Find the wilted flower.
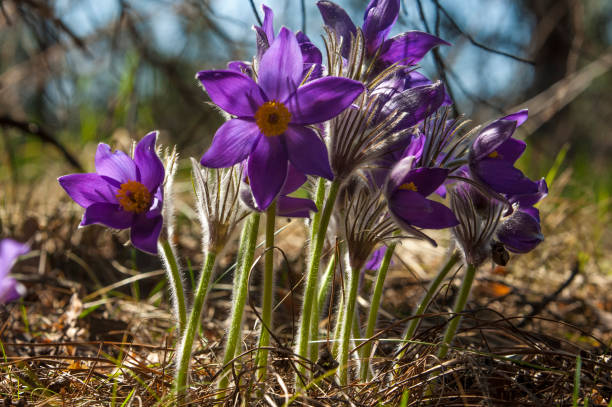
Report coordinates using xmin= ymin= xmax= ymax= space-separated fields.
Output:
xmin=58 ymin=132 xmax=164 ymax=254
xmin=469 ymin=110 xmax=539 ymax=196
xmin=0 ymin=239 xmax=29 ymax=304
xmin=198 ymin=27 xmax=364 ymax=210
xmin=384 ymin=156 xmax=458 ymax=245
xmin=240 ymin=164 xmax=317 ymax=218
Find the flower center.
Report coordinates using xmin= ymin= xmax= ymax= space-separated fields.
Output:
xmin=398 ymin=181 xmax=418 ymax=192
xmin=488 ymin=150 xmax=500 ymax=159
xmin=116 ymin=180 xmax=152 ymax=213
xmin=254 ymin=101 xmax=291 ymax=137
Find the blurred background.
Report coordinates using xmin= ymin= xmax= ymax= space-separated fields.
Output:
xmin=0 ymin=0 xmax=610 ymax=212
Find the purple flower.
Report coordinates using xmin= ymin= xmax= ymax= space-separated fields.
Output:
xmin=58 ymin=132 xmax=164 ymax=254
xmin=0 ymin=239 xmax=29 ymax=304
xmin=198 ymin=27 xmax=364 ymax=210
xmin=317 ymin=0 xmax=449 ymax=67
xmin=469 ymin=110 xmax=539 ymax=196
xmin=365 ymin=246 xmax=393 ymax=271
xmin=240 ymin=164 xmax=317 ymax=218
xmin=384 ymin=156 xmax=458 ymax=232
xmin=497 ymin=207 xmax=544 ymax=253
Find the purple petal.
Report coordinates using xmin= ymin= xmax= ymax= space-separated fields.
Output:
xmin=58 ymin=173 xmax=118 ymax=208
xmin=497 ymin=210 xmax=543 ymax=253
xmin=227 ymin=61 xmax=253 ymax=77
xmin=0 ymin=277 xmax=26 ymax=304
xmin=282 ymin=164 xmax=308 ymax=194
xmin=363 ymin=0 xmax=400 ymax=55
xmin=131 ymin=214 xmax=163 ymax=254
xmin=286 ymin=76 xmax=364 ymax=124
xmin=134 ymin=131 xmax=164 ymax=191
xmin=509 ymin=178 xmax=548 ymax=208
xmin=299 ymin=41 xmax=323 ymax=65
xmin=0 ymin=239 xmax=29 ymax=278
xmin=95 ymin=143 xmax=138 ymax=184
xmin=254 ymin=26 xmax=270 ymax=60
xmin=400 ymin=167 xmax=449 ymax=197
xmin=402 ymin=133 xmax=425 ymax=162
xmin=258 ymin=27 xmax=303 ymax=102
xmin=261 ymin=4 xmax=275 ymax=42
xmin=277 ymin=196 xmax=317 ymax=218
xmin=470 ymin=119 xmax=517 ymax=161
xmin=201 ymin=119 xmax=261 ymax=168
xmin=380 ymin=31 xmax=450 ymax=66
xmin=197 ymin=70 xmax=265 ymax=116
xmin=384 ymin=81 xmax=446 ymax=129
xmin=81 ymin=202 xmax=134 ymax=229
xmin=495 ymin=137 xmax=526 ymax=165
xmin=247 ymin=136 xmax=289 ymax=210
xmin=390 ymin=190 xmax=458 ymax=229
xmin=501 ymin=109 xmax=528 ymax=127
xmin=317 ymin=1 xmax=357 ymax=58
xmin=284 ymin=125 xmax=333 ymax=180
xmin=365 ymin=246 xmax=392 ymax=271
xmin=385 ymin=155 xmax=415 ymax=195
xmin=473 ymin=160 xmax=539 ymax=195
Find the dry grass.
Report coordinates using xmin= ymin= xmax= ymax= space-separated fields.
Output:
xmin=1 ymin=167 xmax=611 ymax=406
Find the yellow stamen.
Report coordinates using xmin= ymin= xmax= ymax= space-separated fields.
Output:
xmin=398 ymin=181 xmax=418 ymax=192
xmin=488 ymin=151 xmax=499 ymax=158
xmin=254 ymin=101 xmax=292 ymax=137
xmin=116 ymin=180 xmax=152 ymax=213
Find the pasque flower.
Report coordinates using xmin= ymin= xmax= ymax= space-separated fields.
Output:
xmin=384 ymin=156 xmax=458 ymax=237
xmin=0 ymin=239 xmax=29 ymax=304
xmin=198 ymin=27 xmax=364 ymax=210
xmin=317 ymin=0 xmax=449 ymax=69
xmin=58 ymin=132 xmax=164 ymax=254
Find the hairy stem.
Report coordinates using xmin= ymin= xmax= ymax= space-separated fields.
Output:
xmin=295 ymin=179 xmax=341 ymax=386
xmin=255 ymin=202 xmax=276 ymax=381
xmin=438 ymin=262 xmax=476 ymax=358
xmin=338 ymin=264 xmax=360 ymax=386
xmin=175 ymin=250 xmax=217 ymax=397
xmin=360 ymin=243 xmax=396 ymax=381
xmin=218 ymin=212 xmax=260 ymax=393
xmin=309 ymin=252 xmax=337 ymax=364
xmin=158 ymin=239 xmax=187 ymax=336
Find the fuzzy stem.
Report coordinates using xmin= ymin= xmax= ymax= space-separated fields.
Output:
xmin=158 ymin=239 xmax=187 ymax=336
xmin=255 ymin=202 xmax=276 ymax=381
xmin=218 ymin=213 xmax=260 ymax=393
xmin=338 ymin=265 xmax=360 ymax=386
xmin=174 ymin=251 xmax=217 ymax=397
xmin=310 ymin=178 xmax=326 ymax=243
xmin=397 ymin=252 xmax=460 ymax=362
xmin=437 ymin=262 xmax=477 ymax=358
xmin=295 ymin=179 xmax=341 ymax=386
xmin=309 ymin=253 xmax=337 ymax=364
xmin=331 ymin=287 xmax=344 ymax=357
xmin=360 ymin=243 xmax=396 ymax=381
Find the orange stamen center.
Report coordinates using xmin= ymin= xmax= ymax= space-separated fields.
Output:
xmin=398 ymin=181 xmax=418 ymax=192
xmin=488 ymin=151 xmax=499 ymax=158
xmin=116 ymin=180 xmax=151 ymax=213
xmin=254 ymin=101 xmax=291 ymax=137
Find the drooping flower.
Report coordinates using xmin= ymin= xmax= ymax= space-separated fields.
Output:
xmin=0 ymin=239 xmax=29 ymax=304
xmin=469 ymin=110 xmax=539 ymax=196
xmin=240 ymin=164 xmax=317 ymax=218
xmin=198 ymin=27 xmax=364 ymax=210
xmin=58 ymin=131 xmax=164 ymax=254
xmin=317 ymin=0 xmax=449 ymax=70
xmin=384 ymin=156 xmax=459 ymax=242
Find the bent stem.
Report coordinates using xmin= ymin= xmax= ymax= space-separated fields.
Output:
xmin=360 ymin=243 xmax=396 ymax=381
xmin=437 ymin=262 xmax=476 ymax=358
xmin=218 ymin=212 xmax=260 ymax=393
xmin=255 ymin=202 xmax=276 ymax=381
xmin=174 ymin=250 xmax=217 ymax=397
xmin=158 ymin=238 xmax=187 ymax=335
xmin=295 ymin=179 xmax=341 ymax=386
xmin=396 ymin=252 xmax=460 ymax=362
xmin=338 ymin=264 xmax=361 ymax=386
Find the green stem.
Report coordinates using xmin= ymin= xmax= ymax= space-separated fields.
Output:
xmin=174 ymin=251 xmax=217 ymax=397
xmin=338 ymin=265 xmax=360 ymax=386
xmin=158 ymin=239 xmax=187 ymax=335
xmin=397 ymin=252 xmax=460 ymax=361
xmin=360 ymin=243 xmax=396 ymax=381
xmin=218 ymin=213 xmax=260 ymax=393
xmin=295 ymin=179 xmax=341 ymax=386
xmin=255 ymin=202 xmax=276 ymax=381
xmin=331 ymin=286 xmax=344 ymax=357
xmin=309 ymin=252 xmax=337 ymax=364
xmin=310 ymin=177 xmax=326 ymax=243
xmin=437 ymin=262 xmax=476 ymax=358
